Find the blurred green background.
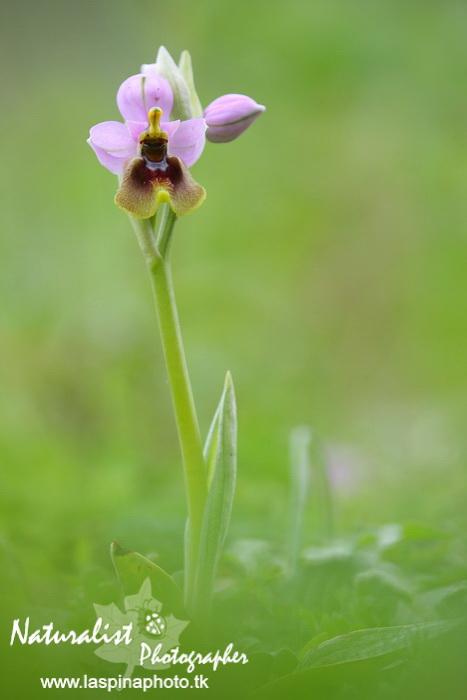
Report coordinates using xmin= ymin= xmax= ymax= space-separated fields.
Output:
xmin=1 ymin=0 xmax=466 ymax=624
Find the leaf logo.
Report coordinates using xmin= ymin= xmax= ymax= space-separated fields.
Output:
xmin=93 ymin=578 xmax=189 ymax=677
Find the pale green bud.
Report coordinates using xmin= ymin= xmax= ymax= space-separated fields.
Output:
xmin=178 ymin=50 xmax=203 ymax=118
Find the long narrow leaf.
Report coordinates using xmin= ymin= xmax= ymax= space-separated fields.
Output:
xmin=110 ymin=540 xmax=185 ymax=617
xmin=192 ymin=371 xmax=237 ymax=617
xmin=287 ymin=426 xmax=312 ymax=572
xmin=203 ymin=388 xmax=223 ymax=488
xmin=311 ymin=436 xmax=334 ymax=538
xmin=298 ymin=620 xmax=456 ymax=669
xmin=248 ymin=621 xmax=456 ymax=699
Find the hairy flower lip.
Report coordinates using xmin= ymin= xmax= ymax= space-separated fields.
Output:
xmin=115 ymin=153 xmax=206 ymax=219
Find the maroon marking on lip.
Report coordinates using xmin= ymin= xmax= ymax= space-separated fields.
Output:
xmin=130 ymin=153 xmax=184 ymax=192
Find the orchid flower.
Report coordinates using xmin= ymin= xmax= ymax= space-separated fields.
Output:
xmin=88 ymin=48 xmax=265 ymax=219
xmin=88 ymin=73 xmax=207 ymax=218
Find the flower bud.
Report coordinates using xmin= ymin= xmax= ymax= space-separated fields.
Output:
xmin=204 ymin=94 xmax=265 ymax=143
xmin=178 ymin=50 xmax=203 ymax=118
xmin=142 ymin=46 xmax=193 ymax=122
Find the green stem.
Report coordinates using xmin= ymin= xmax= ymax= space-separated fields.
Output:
xmin=149 ymin=260 xmax=207 ymax=608
xmin=155 ymin=204 xmax=177 ymax=259
xmin=131 ymin=209 xmax=207 ymax=613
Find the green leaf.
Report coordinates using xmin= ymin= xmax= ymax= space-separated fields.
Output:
xmin=402 ymin=522 xmax=452 ymax=540
xmin=110 ymin=541 xmax=185 ymax=617
xmin=353 ymin=567 xmax=413 ymax=626
xmin=309 ymin=435 xmax=334 ymax=538
xmin=298 ymin=620 xmax=456 ymax=669
xmin=193 ymin=372 xmax=237 ymax=615
xmin=301 ymin=541 xmax=355 ymax=564
xmin=248 ymin=621 xmax=457 ymax=700
xmin=415 ymin=581 xmax=467 ymax=617
xmin=287 ymin=427 xmax=311 ymax=572
xmin=203 ymin=387 xmax=223 ymax=488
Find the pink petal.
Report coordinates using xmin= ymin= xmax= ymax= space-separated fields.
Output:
xmin=125 ymin=120 xmax=149 ymax=142
xmin=89 ymin=121 xmax=136 ymax=154
xmin=203 ymin=93 xmax=261 ymax=123
xmin=163 ymin=120 xmax=181 ymax=139
xmin=87 ymin=121 xmax=137 ymax=174
xmin=117 ymin=74 xmax=173 ymax=123
xmin=168 ymin=118 xmax=207 ymax=167
xmin=87 ymin=140 xmax=128 ymax=175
